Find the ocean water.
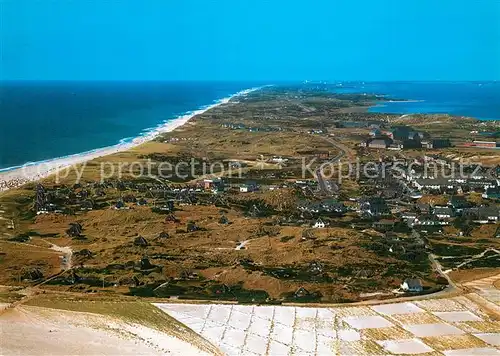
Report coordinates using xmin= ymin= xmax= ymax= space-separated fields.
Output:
xmin=327 ymin=81 xmax=500 ymax=120
xmin=1 ymin=81 xmax=498 ymax=171
xmin=0 ymin=81 xmax=260 ymax=170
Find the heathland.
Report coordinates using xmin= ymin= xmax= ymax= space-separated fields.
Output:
xmin=0 ymin=85 xmax=499 ymax=306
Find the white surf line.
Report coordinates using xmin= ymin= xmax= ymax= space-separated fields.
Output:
xmin=0 ymin=86 xmax=266 ymax=193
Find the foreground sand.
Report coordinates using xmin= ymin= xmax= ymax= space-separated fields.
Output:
xmin=0 ymin=305 xmax=211 ymax=356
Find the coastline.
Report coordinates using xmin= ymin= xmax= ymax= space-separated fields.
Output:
xmin=0 ymin=86 xmax=262 ymax=193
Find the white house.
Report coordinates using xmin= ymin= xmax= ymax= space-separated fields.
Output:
xmin=240 ymin=181 xmax=258 ymax=193
xmin=433 ymin=206 xmax=453 ymax=219
xmin=400 ymin=278 xmax=423 ymax=293
xmin=313 ymin=218 xmax=326 ymax=228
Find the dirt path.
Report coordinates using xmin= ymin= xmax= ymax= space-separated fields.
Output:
xmin=429 ymin=253 xmax=457 ymax=290
xmin=0 ymin=241 xmax=74 ymax=315
xmin=235 ymin=240 xmax=249 ymax=250
xmin=49 ymin=243 xmax=73 ymax=270
xmin=454 ymin=248 xmax=500 ymax=270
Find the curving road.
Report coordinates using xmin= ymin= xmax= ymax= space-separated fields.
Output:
xmin=314 ymin=136 xmax=348 ymax=193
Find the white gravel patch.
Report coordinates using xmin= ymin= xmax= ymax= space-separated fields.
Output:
xmin=156 ymin=298 xmax=497 ymax=355
xmin=234 ymin=305 xmax=254 ymax=314
xmin=222 ymin=327 xmax=246 ymax=348
xmin=296 ymin=306 xmax=317 ymax=319
xmin=296 ymin=315 xmax=316 ymax=330
xmin=294 ymin=329 xmax=317 ymax=353
xmin=343 ymin=315 xmax=393 ymax=329
xmin=317 ymin=326 xmax=336 ymax=339
xmin=188 ymin=322 xmax=205 ymax=334
xmin=404 ymin=323 xmax=465 ymax=337
xmin=210 ymin=304 xmax=233 ymax=324
xmin=378 ymin=338 xmax=434 ymax=354
xmin=271 ymin=324 xmax=294 ymax=344
xmin=318 ymin=308 xmax=336 ymax=319
xmin=202 ymin=325 xmax=225 ymax=344
xmin=268 ymin=340 xmax=290 ymax=355
xmin=338 ymin=329 xmax=361 ymax=341
xmin=252 ymin=305 xmax=274 ymax=320
xmin=273 ymin=306 xmax=296 ymax=326
xmin=317 ymin=334 xmax=335 ymax=354
xmin=372 ymin=302 xmax=424 ymax=315
xmin=434 ymin=311 xmax=482 ymax=322
xmin=247 ymin=316 xmax=272 ymax=338
xmin=244 ymin=333 xmax=268 ymax=355
xmin=443 ymin=347 xmax=500 ymax=355
xmin=219 ymin=343 xmax=240 ymax=356
xmin=228 ymin=308 xmax=252 ymax=330
xmin=473 ymin=333 xmax=500 ymax=346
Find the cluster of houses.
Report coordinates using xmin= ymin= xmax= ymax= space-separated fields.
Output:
xmin=297 ymin=199 xmax=347 ymax=215
xmin=400 ymin=197 xmax=500 ymax=227
xmin=308 ymin=128 xmax=327 ymax=134
xmin=357 ymin=194 xmax=499 ymax=231
xmin=412 ymin=177 xmax=498 ymax=192
xmin=221 ymin=123 xmax=285 ymax=132
xmin=358 ymin=197 xmax=391 ymax=217
xmin=354 ymin=160 xmax=500 ymax=230
xmin=360 ymin=125 xmax=451 ymax=150
xmin=400 ymin=166 xmax=499 ymax=195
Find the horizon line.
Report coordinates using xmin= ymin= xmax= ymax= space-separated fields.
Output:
xmin=0 ymin=79 xmax=498 ymax=83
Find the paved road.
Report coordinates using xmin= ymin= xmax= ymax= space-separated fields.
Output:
xmin=314 ymin=136 xmax=347 ymax=193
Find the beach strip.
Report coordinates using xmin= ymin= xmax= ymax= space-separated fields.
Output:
xmin=0 ymin=87 xmax=261 ymax=192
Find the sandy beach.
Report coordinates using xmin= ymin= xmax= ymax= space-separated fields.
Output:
xmin=0 ymin=87 xmax=259 ymax=193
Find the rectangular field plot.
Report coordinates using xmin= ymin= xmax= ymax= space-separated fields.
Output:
xmin=372 ymin=302 xmax=424 ymax=315
xmin=434 ymin=311 xmax=483 ymax=323
xmin=154 ymin=296 xmax=499 ymax=356
xmin=415 ymin=299 xmax=468 ymax=312
xmin=343 ymin=315 xmax=393 ymax=329
xmin=474 ymin=333 xmax=500 ymax=346
xmin=404 ymin=323 xmax=465 ymax=337
xmin=421 ymin=334 xmax=488 ymax=351
xmin=377 ymin=338 xmax=435 ymax=354
xmin=443 ymin=347 xmax=500 ymax=355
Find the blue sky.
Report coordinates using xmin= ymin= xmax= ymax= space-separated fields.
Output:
xmin=1 ymin=0 xmax=499 ymax=81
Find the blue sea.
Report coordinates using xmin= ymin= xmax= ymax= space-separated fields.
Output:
xmin=0 ymin=81 xmax=499 ymax=171
xmin=326 ymin=81 xmax=500 ymax=120
xmin=0 ymin=81 xmax=261 ymax=171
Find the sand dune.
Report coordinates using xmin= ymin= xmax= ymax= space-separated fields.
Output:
xmin=0 ymin=305 xmax=211 ymax=355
